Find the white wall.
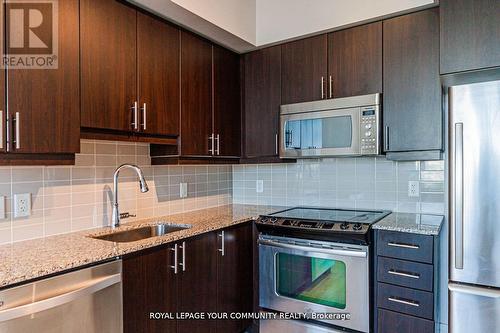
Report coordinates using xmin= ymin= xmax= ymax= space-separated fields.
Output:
xmin=256 ymin=0 xmax=435 ymax=45
xmin=172 ymin=0 xmax=256 ymax=44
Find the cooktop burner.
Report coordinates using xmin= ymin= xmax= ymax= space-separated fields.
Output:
xmin=256 ymin=207 xmax=391 ymax=245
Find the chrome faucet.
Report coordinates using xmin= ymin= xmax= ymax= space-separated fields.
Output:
xmin=111 ymin=164 xmax=149 ymax=228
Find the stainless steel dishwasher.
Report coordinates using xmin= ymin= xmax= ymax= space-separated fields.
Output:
xmin=0 ymin=260 xmax=122 ymax=333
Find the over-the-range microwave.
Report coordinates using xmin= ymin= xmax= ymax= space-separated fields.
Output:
xmin=279 ymin=93 xmax=381 ymax=158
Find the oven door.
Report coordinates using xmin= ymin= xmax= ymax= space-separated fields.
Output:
xmin=280 ymin=107 xmax=361 ymax=158
xmin=259 ymin=235 xmax=369 ymax=333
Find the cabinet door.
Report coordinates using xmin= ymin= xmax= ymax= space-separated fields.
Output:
xmin=243 ymin=46 xmax=281 ymax=159
xmin=383 ymin=9 xmax=441 ymax=155
xmin=123 ymin=247 xmax=177 ymax=333
xmin=328 ymin=22 xmax=382 ymax=98
xmin=213 ymin=46 xmax=241 ymax=157
xmin=216 ymin=223 xmax=254 ymax=333
xmin=440 ymin=0 xmax=500 ymax=74
xmin=137 ymin=12 xmax=180 ymax=137
xmin=80 ymin=0 xmax=137 ymax=132
xmin=7 ymin=0 xmax=79 ymax=154
xmin=180 ymin=32 xmax=213 ymax=156
xmin=177 ymin=233 xmax=217 ymax=333
xmin=281 ymin=35 xmax=328 ymax=104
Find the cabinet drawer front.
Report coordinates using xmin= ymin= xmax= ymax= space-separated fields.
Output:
xmin=378 ymin=309 xmax=434 ymax=333
xmin=378 ymin=257 xmax=433 ymax=292
xmin=377 ymin=230 xmax=433 ymax=263
xmin=377 ymin=283 xmax=434 ymax=320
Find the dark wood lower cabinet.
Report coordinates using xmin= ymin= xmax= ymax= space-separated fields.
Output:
xmin=378 ymin=309 xmax=434 ymax=333
xmin=123 ymin=223 xmax=254 ymax=333
xmin=123 ymin=246 xmax=177 ymax=333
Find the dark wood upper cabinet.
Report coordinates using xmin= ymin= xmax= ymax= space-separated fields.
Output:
xmin=7 ymin=0 xmax=79 ymax=154
xmin=216 ymin=223 xmax=254 ymax=333
xmin=80 ymin=0 xmax=137 ymax=132
xmin=137 ymin=12 xmax=180 ymax=137
xmin=383 ymin=9 xmax=442 ymax=159
xmin=281 ymin=35 xmax=328 ymax=104
xmin=180 ymin=32 xmax=213 ymax=156
xmin=440 ymin=0 xmax=500 ymax=74
xmin=242 ymin=46 xmax=282 ymax=159
xmin=328 ymin=22 xmax=382 ymax=98
xmin=177 ymin=233 xmax=217 ymax=333
xmin=213 ymin=46 xmax=241 ymax=157
xmin=123 ymin=246 xmax=177 ymax=333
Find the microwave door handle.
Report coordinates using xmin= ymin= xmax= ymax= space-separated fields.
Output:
xmin=258 ymin=239 xmax=367 ymax=258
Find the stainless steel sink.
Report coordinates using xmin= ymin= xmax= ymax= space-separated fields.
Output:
xmin=90 ymin=223 xmax=191 ymax=243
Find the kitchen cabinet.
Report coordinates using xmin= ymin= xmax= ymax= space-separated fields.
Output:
xmin=123 ymin=223 xmax=254 ymax=333
xmin=281 ymin=35 xmax=328 ymax=104
xmin=213 ymin=46 xmax=241 ymax=157
xmin=0 ymin=0 xmax=79 ymax=164
xmin=216 ymin=223 xmax=254 ymax=332
xmin=241 ymin=46 xmax=282 ymax=161
xmin=440 ymin=0 xmax=500 ymax=74
xmin=327 ymin=22 xmax=382 ymax=98
xmin=80 ymin=0 xmax=137 ymax=132
xmin=180 ymin=31 xmax=213 ymax=156
xmin=137 ymin=12 xmax=180 ymax=137
xmin=382 ymin=9 xmax=442 ymax=161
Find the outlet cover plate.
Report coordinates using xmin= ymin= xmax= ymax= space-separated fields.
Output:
xmin=0 ymin=196 xmax=5 ymax=220
xmin=408 ymin=181 xmax=420 ymax=198
xmin=256 ymin=180 xmax=264 ymax=193
xmin=180 ymin=183 xmax=188 ymax=198
xmin=14 ymin=193 xmax=31 ymax=218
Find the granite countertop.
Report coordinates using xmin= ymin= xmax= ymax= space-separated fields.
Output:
xmin=372 ymin=212 xmax=444 ymax=236
xmin=0 ymin=204 xmax=280 ymax=289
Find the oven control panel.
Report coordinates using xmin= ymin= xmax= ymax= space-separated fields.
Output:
xmin=256 ymin=216 xmax=369 ymax=233
xmin=360 ymin=106 xmax=380 ymax=155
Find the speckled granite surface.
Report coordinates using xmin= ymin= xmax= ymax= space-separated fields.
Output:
xmin=372 ymin=213 xmax=444 ymax=236
xmin=0 ymin=204 xmax=281 ymax=288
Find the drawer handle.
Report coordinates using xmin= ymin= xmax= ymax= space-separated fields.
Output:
xmin=387 ymin=242 xmax=420 ymax=250
xmin=388 ymin=269 xmax=420 ymax=279
xmin=388 ymin=297 xmax=420 ymax=307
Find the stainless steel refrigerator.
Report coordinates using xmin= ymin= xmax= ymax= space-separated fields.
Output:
xmin=449 ymin=79 xmax=500 ymax=333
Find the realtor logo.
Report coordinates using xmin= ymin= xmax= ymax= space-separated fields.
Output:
xmin=1 ymin=0 xmax=58 ymax=69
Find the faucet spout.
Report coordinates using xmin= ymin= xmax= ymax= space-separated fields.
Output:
xmin=111 ymin=164 xmax=149 ymax=228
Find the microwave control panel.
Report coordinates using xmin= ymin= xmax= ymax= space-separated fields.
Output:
xmin=360 ymin=106 xmax=380 ymax=155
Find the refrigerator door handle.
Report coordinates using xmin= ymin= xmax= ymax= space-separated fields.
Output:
xmin=454 ymin=123 xmax=464 ymax=269
xmin=449 ymin=283 xmax=500 ymax=298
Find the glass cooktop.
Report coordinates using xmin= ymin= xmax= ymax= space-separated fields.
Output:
xmin=269 ymin=207 xmax=390 ymax=225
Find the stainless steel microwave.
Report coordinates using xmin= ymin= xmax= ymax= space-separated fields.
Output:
xmin=280 ymin=93 xmax=381 ymax=158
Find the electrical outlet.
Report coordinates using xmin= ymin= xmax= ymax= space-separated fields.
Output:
xmin=408 ymin=181 xmax=420 ymax=198
xmin=0 ymin=196 xmax=5 ymax=220
xmin=180 ymin=183 xmax=188 ymax=198
xmin=256 ymin=180 xmax=264 ymax=193
xmin=14 ymin=193 xmax=31 ymax=218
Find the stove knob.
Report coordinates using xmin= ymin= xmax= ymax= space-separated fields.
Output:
xmin=340 ymin=223 xmax=350 ymax=230
xmin=353 ymin=223 xmax=362 ymax=231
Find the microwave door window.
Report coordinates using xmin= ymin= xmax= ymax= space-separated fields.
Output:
xmin=285 ymin=121 xmax=301 ymax=149
xmin=322 ymin=116 xmax=352 ymax=148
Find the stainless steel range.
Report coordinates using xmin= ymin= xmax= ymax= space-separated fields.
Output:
xmin=257 ymin=207 xmax=390 ymax=333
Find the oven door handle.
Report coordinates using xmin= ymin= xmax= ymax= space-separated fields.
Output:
xmin=258 ymin=239 xmax=367 ymax=258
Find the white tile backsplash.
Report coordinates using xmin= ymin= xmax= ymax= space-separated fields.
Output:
xmin=233 ymin=157 xmax=445 ymax=215
xmin=0 ymin=140 xmax=233 ymax=244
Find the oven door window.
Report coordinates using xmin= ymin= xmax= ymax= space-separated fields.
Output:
xmin=284 ymin=116 xmax=352 ymax=150
xmin=275 ymin=253 xmax=346 ymax=309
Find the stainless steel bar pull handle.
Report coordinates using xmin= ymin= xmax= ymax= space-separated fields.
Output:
xmin=208 ymin=133 xmax=215 ymax=155
xmin=387 ymin=242 xmax=419 ymax=250
xmin=384 ymin=126 xmax=389 ymax=152
xmin=170 ymin=244 xmax=178 ymax=274
xmin=388 ymin=297 xmax=420 ymax=307
xmin=141 ymin=103 xmax=147 ymax=131
xmin=388 ymin=269 xmax=420 ymax=279
xmin=13 ymin=112 xmax=20 ymax=149
xmin=0 ymin=110 xmax=3 ymax=150
xmin=329 ymin=75 xmax=333 ymax=98
xmin=215 ymin=134 xmax=220 ymax=155
xmin=320 ymin=76 xmax=325 ymax=99
xmin=455 ymin=123 xmax=464 ymax=269
xmin=178 ymin=241 xmax=186 ymax=272
xmin=131 ymin=102 xmax=138 ymax=130
xmin=275 ymin=133 xmax=278 ymax=155
xmin=218 ymin=230 xmax=225 ymax=256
